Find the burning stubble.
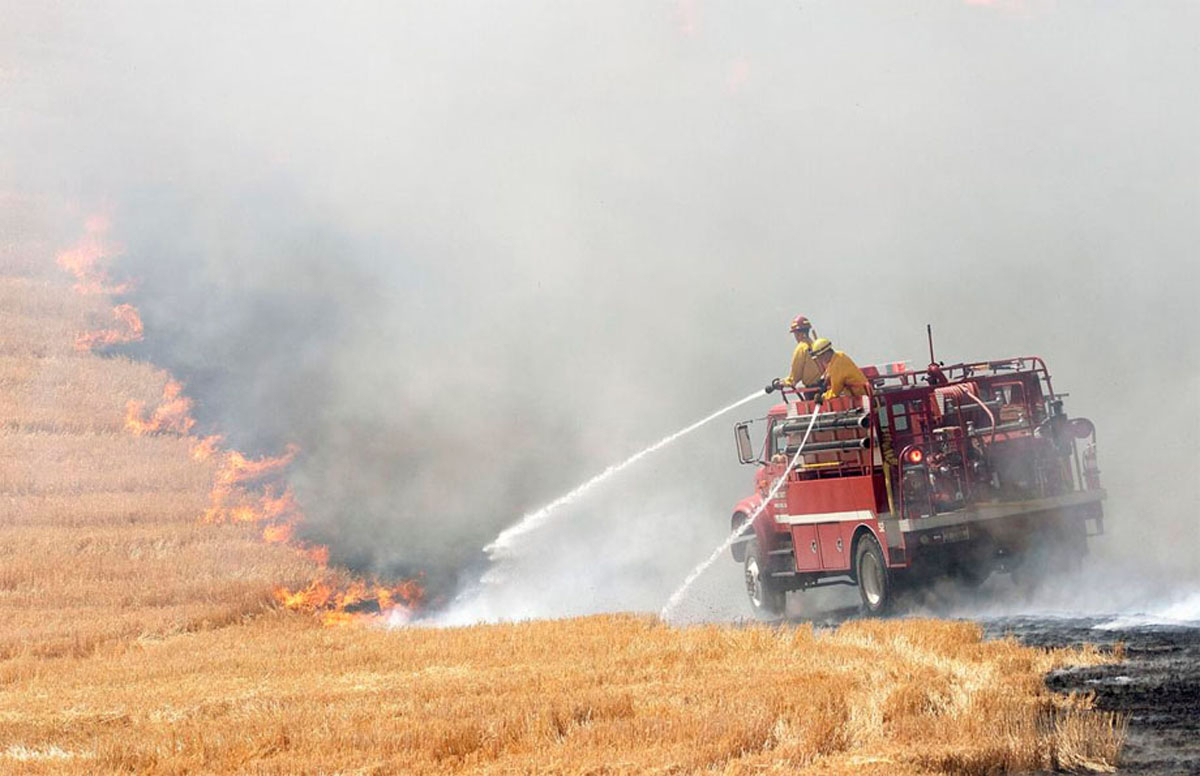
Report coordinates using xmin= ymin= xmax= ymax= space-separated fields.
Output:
xmin=3 ymin=1 xmax=1197 ymax=621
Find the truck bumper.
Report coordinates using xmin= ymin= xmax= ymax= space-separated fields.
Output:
xmin=879 ymin=489 xmax=1106 ymax=568
xmin=893 ymin=489 xmax=1106 ymax=534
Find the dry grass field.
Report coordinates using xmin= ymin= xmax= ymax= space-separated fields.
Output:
xmin=0 ymin=260 xmax=319 ymax=664
xmin=0 ymin=213 xmax=1126 ymax=774
xmin=2 ymin=615 xmax=1125 ymax=775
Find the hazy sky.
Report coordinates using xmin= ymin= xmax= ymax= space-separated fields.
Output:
xmin=3 ymin=1 xmax=1197 ymax=614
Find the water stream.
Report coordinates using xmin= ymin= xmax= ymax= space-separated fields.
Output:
xmin=484 ymin=390 xmax=763 ymax=558
xmin=434 ymin=390 xmax=765 ymax=624
xmin=660 ymin=403 xmax=822 ymax=621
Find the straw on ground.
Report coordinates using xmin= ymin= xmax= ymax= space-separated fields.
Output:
xmin=0 ymin=228 xmax=1125 ymax=774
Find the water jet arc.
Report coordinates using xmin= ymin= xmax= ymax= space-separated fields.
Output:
xmin=485 ymin=390 xmax=763 ymax=558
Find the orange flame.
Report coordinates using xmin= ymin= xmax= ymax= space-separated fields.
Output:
xmin=260 ymin=487 xmax=300 ymax=520
xmin=301 ymin=544 xmax=330 ymax=567
xmin=189 ymin=431 xmax=342 ymax=585
xmin=57 ymin=215 xmax=425 ymax=628
xmin=190 ymin=434 xmax=224 ymax=461
xmin=274 ymin=576 xmax=424 ymax=627
xmin=194 ymin=434 xmax=426 ymax=625
xmin=61 ymin=215 xmax=144 ymax=355
xmin=203 ymin=446 xmax=301 ymax=523
xmin=277 ymin=579 xmax=333 ymax=610
xmin=262 ymin=522 xmax=294 ymax=544
xmin=125 ymin=378 xmax=196 ymax=435
xmin=55 ymin=215 xmax=130 ymax=295
xmin=215 ymin=444 xmax=299 ymax=489
xmin=74 ymin=303 xmax=144 ymax=352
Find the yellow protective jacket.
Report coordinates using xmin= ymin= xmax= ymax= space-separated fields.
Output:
xmin=783 ymin=341 xmax=822 ymax=388
xmin=822 ymin=351 xmax=869 ymax=400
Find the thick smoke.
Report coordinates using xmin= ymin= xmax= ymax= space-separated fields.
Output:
xmin=3 ymin=2 xmax=1197 ymax=618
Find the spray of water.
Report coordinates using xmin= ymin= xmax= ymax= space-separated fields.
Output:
xmin=659 ymin=402 xmax=822 ymax=622
xmin=484 ymin=390 xmax=763 ymax=558
xmin=1094 ymin=591 xmax=1200 ymax=631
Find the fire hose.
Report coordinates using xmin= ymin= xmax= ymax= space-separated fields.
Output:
xmin=660 ymin=397 xmax=823 ymax=620
xmin=934 ymin=382 xmax=996 ymax=443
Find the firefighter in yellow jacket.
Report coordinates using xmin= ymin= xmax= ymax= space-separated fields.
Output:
xmin=779 ymin=315 xmax=822 ymax=389
xmin=811 ymin=338 xmax=869 ymax=400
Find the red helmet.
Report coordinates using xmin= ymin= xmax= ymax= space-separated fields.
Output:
xmin=789 ymin=315 xmax=812 ymax=334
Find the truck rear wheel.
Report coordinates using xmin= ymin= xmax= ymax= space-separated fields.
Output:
xmin=743 ymin=538 xmax=785 ymax=619
xmin=855 ymin=533 xmax=893 ymax=616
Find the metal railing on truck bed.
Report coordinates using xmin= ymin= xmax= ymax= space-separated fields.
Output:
xmin=862 ymin=357 xmax=1102 ymax=521
xmin=761 ymin=356 xmax=1099 ymax=521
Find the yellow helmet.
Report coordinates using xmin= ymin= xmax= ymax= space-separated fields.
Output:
xmin=810 ymin=337 xmax=833 ymax=357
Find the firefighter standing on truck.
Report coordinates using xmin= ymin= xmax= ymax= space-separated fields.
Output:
xmin=811 ymin=338 xmax=869 ymax=400
xmin=779 ymin=315 xmax=822 ymax=389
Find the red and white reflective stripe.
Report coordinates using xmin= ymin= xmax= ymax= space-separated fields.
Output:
xmin=776 ymin=509 xmax=875 ymax=525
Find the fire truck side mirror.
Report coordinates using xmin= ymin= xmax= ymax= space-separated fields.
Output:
xmin=735 ymin=423 xmax=757 ymax=465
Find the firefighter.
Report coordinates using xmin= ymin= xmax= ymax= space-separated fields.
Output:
xmin=775 ymin=315 xmax=822 ymax=391
xmin=811 ymin=338 xmax=870 ymax=400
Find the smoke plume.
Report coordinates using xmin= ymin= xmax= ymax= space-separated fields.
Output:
xmin=3 ymin=1 xmax=1197 ymax=619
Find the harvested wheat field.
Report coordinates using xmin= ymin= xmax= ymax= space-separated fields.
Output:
xmin=0 ymin=229 xmax=1126 ymax=773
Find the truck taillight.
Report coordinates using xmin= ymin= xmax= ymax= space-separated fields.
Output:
xmin=905 ymin=448 xmax=924 ymax=465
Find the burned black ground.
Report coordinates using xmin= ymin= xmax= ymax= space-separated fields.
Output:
xmin=787 ymin=599 xmax=1200 ymax=774
xmin=983 ymin=617 xmax=1200 ymax=776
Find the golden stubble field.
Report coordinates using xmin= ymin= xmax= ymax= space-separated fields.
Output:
xmin=0 ymin=212 xmax=1126 ymax=774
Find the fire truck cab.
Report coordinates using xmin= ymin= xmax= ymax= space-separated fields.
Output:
xmin=731 ymin=356 xmax=1104 ymax=617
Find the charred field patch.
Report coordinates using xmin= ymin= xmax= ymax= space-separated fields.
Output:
xmin=985 ymin=617 xmax=1200 ymax=776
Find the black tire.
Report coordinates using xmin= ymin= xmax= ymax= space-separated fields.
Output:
xmin=743 ymin=538 xmax=786 ymax=619
xmin=855 ymin=533 xmax=893 ymax=616
xmin=730 ymin=512 xmax=751 ymax=563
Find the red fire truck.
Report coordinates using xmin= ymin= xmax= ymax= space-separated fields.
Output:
xmin=731 ymin=354 xmax=1104 ymax=617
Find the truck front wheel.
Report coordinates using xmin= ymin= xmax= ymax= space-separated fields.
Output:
xmin=855 ymin=534 xmax=893 ymax=616
xmin=743 ymin=538 xmax=786 ymax=619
